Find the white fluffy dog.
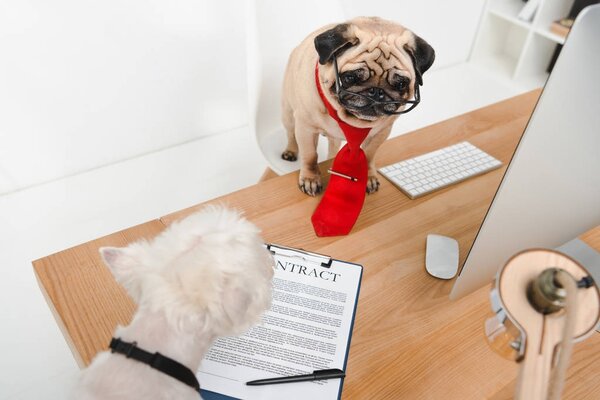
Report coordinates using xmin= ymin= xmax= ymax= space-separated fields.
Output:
xmin=72 ymin=205 xmax=274 ymax=400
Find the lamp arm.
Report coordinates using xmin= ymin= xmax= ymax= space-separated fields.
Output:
xmin=547 ymin=270 xmax=578 ymax=400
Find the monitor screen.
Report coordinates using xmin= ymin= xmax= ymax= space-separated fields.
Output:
xmin=451 ymin=5 xmax=600 ymax=299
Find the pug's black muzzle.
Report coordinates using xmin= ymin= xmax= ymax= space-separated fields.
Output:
xmin=340 ymin=88 xmax=400 ymax=115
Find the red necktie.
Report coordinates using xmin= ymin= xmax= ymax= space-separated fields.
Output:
xmin=311 ymin=62 xmax=371 ymax=237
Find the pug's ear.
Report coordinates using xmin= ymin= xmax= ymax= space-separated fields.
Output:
xmin=314 ymin=23 xmax=358 ymax=65
xmin=404 ymin=35 xmax=435 ymax=86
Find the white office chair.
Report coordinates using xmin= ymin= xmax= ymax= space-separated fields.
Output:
xmin=246 ymin=0 xmax=345 ymax=175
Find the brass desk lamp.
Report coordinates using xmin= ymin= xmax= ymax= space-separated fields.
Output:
xmin=485 ymin=249 xmax=599 ymax=400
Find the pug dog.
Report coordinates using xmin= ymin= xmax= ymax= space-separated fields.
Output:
xmin=281 ymin=17 xmax=435 ymax=195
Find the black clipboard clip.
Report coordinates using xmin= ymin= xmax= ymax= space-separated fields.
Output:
xmin=266 ymin=243 xmax=333 ymax=268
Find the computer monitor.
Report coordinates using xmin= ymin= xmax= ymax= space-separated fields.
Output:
xmin=450 ymin=4 xmax=600 ymax=300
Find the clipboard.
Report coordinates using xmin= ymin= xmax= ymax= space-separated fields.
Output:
xmin=198 ymin=243 xmax=363 ymax=400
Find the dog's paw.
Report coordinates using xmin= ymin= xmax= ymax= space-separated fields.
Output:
xmin=281 ymin=150 xmax=297 ymax=162
xmin=298 ymin=175 xmax=322 ymax=196
xmin=366 ymin=175 xmax=380 ymax=194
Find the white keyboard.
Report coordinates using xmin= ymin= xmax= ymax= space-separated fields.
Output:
xmin=378 ymin=142 xmax=502 ymax=199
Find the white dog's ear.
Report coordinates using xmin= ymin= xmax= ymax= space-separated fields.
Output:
xmin=214 ymin=274 xmax=272 ymax=336
xmin=99 ymin=246 xmax=143 ymax=300
xmin=100 ymin=246 xmax=134 ymax=271
xmin=220 ymin=286 xmax=252 ymax=333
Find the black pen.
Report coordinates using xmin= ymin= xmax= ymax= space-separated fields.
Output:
xmin=246 ymin=368 xmax=345 ymax=386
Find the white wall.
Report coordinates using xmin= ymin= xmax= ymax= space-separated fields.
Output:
xmin=0 ymin=0 xmax=485 ymax=195
xmin=343 ymin=0 xmax=487 ymax=70
xmin=0 ymin=0 xmax=247 ymax=194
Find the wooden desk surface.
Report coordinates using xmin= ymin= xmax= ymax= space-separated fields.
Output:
xmin=33 ymin=90 xmax=600 ymax=399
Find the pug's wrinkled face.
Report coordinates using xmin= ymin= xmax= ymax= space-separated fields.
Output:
xmin=335 ymin=55 xmax=413 ymax=120
xmin=315 ymin=18 xmax=435 ymax=122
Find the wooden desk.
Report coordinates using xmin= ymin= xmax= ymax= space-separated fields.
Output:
xmin=33 ymin=91 xmax=600 ymax=399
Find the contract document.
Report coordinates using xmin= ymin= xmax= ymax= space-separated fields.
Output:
xmin=197 ymin=244 xmax=363 ymax=400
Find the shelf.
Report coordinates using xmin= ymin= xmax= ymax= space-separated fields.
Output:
xmin=470 ymin=0 xmax=572 ymax=93
xmin=532 ymin=0 xmax=575 ymax=32
xmin=488 ymin=0 xmax=533 ymax=28
xmin=514 ymin=72 xmax=549 ymax=91
xmin=534 ymin=27 xmax=566 ymax=44
xmin=514 ymin=33 xmax=557 ymax=86
xmin=489 ymin=9 xmax=531 ymax=29
xmin=471 ymin=13 xmax=529 ymax=80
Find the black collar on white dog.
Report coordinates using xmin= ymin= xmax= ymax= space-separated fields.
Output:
xmin=109 ymin=337 xmax=200 ymax=393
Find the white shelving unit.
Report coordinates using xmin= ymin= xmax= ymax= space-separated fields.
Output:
xmin=471 ymin=0 xmax=574 ymax=90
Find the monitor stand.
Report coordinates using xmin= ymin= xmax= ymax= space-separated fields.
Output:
xmin=556 ymin=238 xmax=600 ymax=332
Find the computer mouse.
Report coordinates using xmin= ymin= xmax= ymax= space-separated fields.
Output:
xmin=425 ymin=234 xmax=459 ymax=279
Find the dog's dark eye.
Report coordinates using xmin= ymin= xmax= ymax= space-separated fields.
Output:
xmin=393 ymin=76 xmax=410 ymax=91
xmin=341 ymin=73 xmax=358 ymax=86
